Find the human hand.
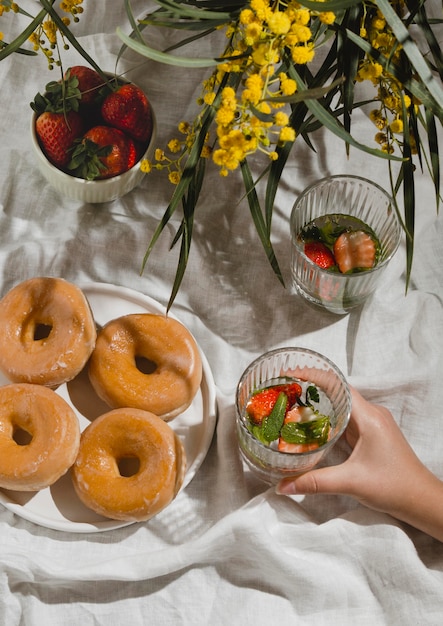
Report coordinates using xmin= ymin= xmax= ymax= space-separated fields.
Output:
xmin=276 ymin=387 xmax=443 ymax=541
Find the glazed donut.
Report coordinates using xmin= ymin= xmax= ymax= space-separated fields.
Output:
xmin=0 ymin=383 xmax=80 ymax=491
xmin=0 ymin=277 xmax=96 ymax=388
xmin=71 ymin=408 xmax=186 ymax=522
xmin=88 ymin=313 xmax=202 ymax=421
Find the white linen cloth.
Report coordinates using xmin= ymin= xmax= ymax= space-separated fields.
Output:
xmin=0 ymin=2 xmax=442 ymax=624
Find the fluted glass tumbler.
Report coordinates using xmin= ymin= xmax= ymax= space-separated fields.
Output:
xmin=235 ymin=347 xmax=351 ymax=485
xmin=290 ymin=175 xmax=402 ymax=314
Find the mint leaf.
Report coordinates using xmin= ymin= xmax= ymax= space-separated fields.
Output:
xmin=262 ymin=392 xmax=287 ymax=443
xmin=280 ymin=415 xmax=330 ymax=446
xmin=306 ymin=385 xmax=320 ymax=405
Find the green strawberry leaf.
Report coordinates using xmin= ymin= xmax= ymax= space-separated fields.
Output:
xmin=68 ymin=139 xmax=112 ymax=181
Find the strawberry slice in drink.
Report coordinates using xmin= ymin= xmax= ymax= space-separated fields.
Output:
xmin=246 ymin=387 xmax=281 ymax=425
xmin=304 ymin=241 xmax=336 ymax=269
xmin=246 ymin=382 xmax=302 ymax=425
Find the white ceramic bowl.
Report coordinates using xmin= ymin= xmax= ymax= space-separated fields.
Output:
xmin=30 ymin=92 xmax=156 ymax=204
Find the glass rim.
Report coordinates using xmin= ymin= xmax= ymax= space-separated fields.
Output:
xmin=292 ymin=174 xmax=395 ymax=203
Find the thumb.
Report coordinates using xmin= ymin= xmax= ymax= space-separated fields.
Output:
xmin=276 ymin=462 xmax=352 ymax=497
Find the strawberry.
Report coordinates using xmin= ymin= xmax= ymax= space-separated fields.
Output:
xmin=304 ymin=241 xmax=336 ymax=269
xmin=333 ymin=230 xmax=376 ymax=273
xmin=68 ymin=126 xmax=138 ymax=180
xmin=247 ymin=388 xmax=281 ymax=425
xmin=246 ymin=382 xmax=302 ymax=425
xmin=31 ymin=74 xmax=85 ymax=169
xmin=279 ymin=382 xmax=303 ymax=406
xmin=65 ymin=66 xmax=104 ymax=107
xmin=101 ymin=83 xmax=153 ymax=143
xmin=35 ymin=110 xmax=84 ymax=169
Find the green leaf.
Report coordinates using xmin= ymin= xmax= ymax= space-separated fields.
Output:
xmin=288 ymin=65 xmax=403 ymax=162
xmin=375 ymin=0 xmax=443 ymax=111
xmin=262 ymin=79 xmax=344 ymax=106
xmin=344 ymin=28 xmax=442 ymax=122
xmin=280 ymin=415 xmax=330 ymax=446
xmin=240 ymin=160 xmax=285 ymax=286
xmin=262 ymin=393 xmax=288 ymax=443
xmin=425 ymin=108 xmax=441 ymax=212
xmin=335 ymin=2 xmax=365 ymax=141
xmin=415 ymin=3 xmax=443 ymax=81
xmin=116 ymin=27 xmax=221 ymax=68
xmin=0 ymin=8 xmax=46 ymax=62
xmin=142 ymin=0 xmax=239 ymax=21
xmin=306 ymin=385 xmax=320 ymax=405
xmin=165 ymin=157 xmax=206 ymax=311
xmin=38 ymin=0 xmax=108 ymax=81
xmin=298 ymin=0 xmax=364 ymax=10
xmin=401 ymin=99 xmax=415 ymax=292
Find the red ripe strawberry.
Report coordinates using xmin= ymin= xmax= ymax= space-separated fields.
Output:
xmin=65 ymin=66 xmax=104 ymax=107
xmin=333 ymin=230 xmax=376 ymax=273
xmin=32 ymin=73 xmax=84 ymax=169
xmin=68 ymin=126 xmax=138 ymax=180
xmin=246 ymin=382 xmax=302 ymax=425
xmin=304 ymin=241 xmax=336 ymax=269
xmin=246 ymin=388 xmax=281 ymax=424
xmin=275 ymin=382 xmax=302 ymax=405
xmin=35 ymin=110 xmax=84 ymax=169
xmin=101 ymin=83 xmax=153 ymax=143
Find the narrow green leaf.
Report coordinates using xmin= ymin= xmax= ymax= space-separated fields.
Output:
xmin=336 ymin=3 xmax=365 ymax=139
xmin=144 ymin=0 xmax=238 ymax=21
xmin=166 ymin=158 xmax=206 ymax=311
xmin=375 ymin=0 xmax=443 ymax=112
xmin=240 ymin=160 xmax=285 ymax=286
xmin=401 ymin=103 xmax=415 ymax=292
xmin=39 ymin=0 xmax=107 ymax=79
xmin=425 ymin=108 xmax=441 ymax=212
xmin=298 ymin=0 xmax=363 ymax=10
xmin=344 ymin=28 xmax=442 ymax=122
xmin=262 ymin=393 xmax=288 ymax=443
xmin=288 ymin=66 xmax=403 ymax=161
xmin=0 ymin=8 xmax=46 ymax=61
xmin=415 ymin=3 xmax=443 ymax=80
xmin=117 ymin=27 xmax=220 ymax=67
xmin=123 ymin=0 xmax=143 ymax=38
xmin=265 ymin=139 xmax=294 ymax=234
xmin=263 ymin=78 xmax=344 ymax=106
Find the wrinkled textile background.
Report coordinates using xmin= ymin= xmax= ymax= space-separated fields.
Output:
xmin=0 ymin=2 xmax=442 ymax=624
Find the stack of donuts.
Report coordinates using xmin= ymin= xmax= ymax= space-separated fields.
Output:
xmin=0 ymin=276 xmax=203 ymax=522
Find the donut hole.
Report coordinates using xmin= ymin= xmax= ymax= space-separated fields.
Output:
xmin=12 ymin=425 xmax=33 ymax=446
xmin=33 ymin=322 xmax=52 ymax=341
xmin=135 ymin=355 xmax=157 ymax=375
xmin=117 ymin=455 xmax=140 ymax=477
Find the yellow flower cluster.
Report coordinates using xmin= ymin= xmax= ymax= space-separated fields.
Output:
xmin=0 ymin=1 xmax=18 ymax=42
xmin=141 ymin=123 xmax=212 ymax=184
xmin=356 ymin=0 xmax=417 ymax=154
xmin=148 ymin=0 xmax=336 ymax=182
xmin=0 ymin=0 xmax=84 ymax=68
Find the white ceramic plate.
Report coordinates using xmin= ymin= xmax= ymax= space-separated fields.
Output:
xmin=0 ymin=282 xmax=217 ymax=533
